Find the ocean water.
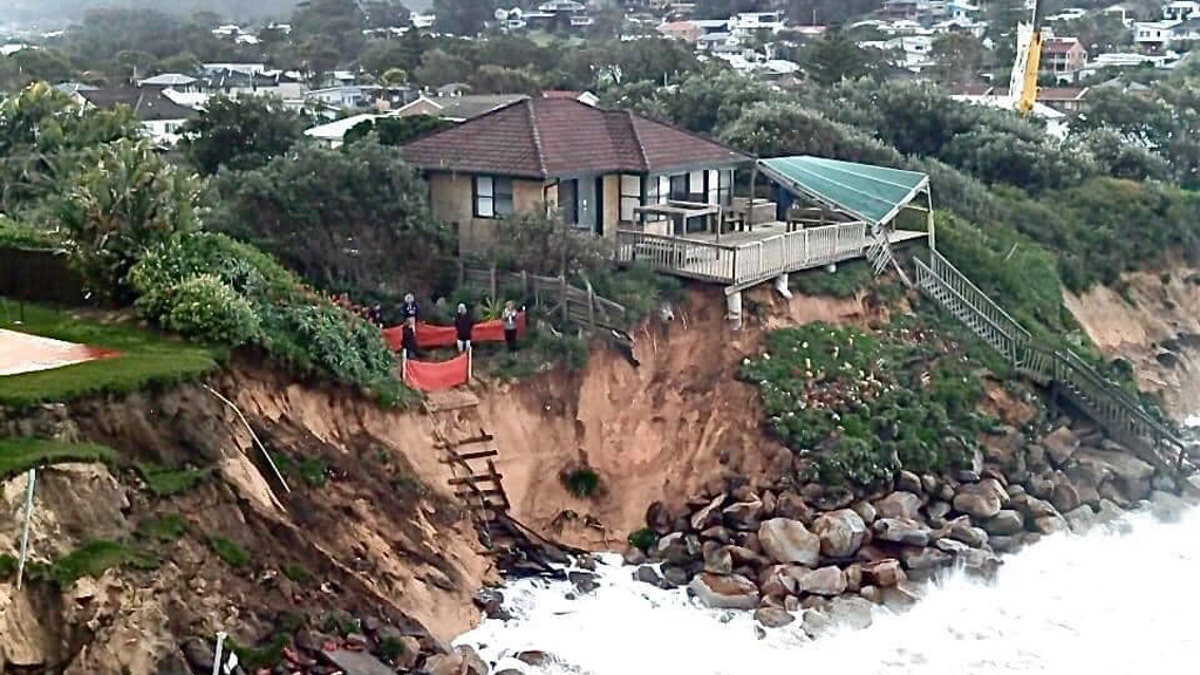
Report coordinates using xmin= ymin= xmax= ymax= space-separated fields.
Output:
xmin=456 ymin=504 xmax=1199 ymax=675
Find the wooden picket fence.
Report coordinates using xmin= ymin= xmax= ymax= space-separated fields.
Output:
xmin=454 ymin=260 xmax=628 ymax=334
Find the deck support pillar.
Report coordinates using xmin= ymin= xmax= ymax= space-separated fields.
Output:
xmin=774 ymin=273 xmax=793 ymax=300
xmin=726 ymin=290 xmax=743 ymax=330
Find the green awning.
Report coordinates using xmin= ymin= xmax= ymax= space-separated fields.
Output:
xmin=757 ymin=156 xmax=930 ymax=226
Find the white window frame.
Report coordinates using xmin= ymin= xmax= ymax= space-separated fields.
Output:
xmin=620 ymin=174 xmax=641 ymax=222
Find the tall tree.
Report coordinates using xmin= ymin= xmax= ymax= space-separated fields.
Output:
xmin=930 ymin=33 xmax=985 ymax=84
xmin=211 ymin=141 xmax=450 ymax=296
xmin=363 ymin=0 xmax=411 ymax=29
xmin=57 ymin=138 xmax=204 ymax=300
xmin=178 ymin=96 xmax=307 ymax=176
xmin=292 ymin=0 xmax=366 ymax=65
xmin=431 ymin=0 xmax=499 ymax=36
xmin=802 ymin=33 xmax=881 ymax=86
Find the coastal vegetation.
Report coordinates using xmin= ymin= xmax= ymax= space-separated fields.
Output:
xmin=740 ymin=320 xmax=995 ymax=489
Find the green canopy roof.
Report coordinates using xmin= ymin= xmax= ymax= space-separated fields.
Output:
xmin=757 ymin=156 xmax=930 ymax=226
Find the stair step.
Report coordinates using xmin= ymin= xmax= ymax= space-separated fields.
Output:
xmin=448 ymin=472 xmax=504 ymax=486
xmin=440 ymin=447 xmax=500 ymax=463
xmin=456 ymin=487 xmax=507 ymax=500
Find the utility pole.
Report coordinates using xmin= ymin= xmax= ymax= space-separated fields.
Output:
xmin=16 ymin=468 xmax=36 ymax=590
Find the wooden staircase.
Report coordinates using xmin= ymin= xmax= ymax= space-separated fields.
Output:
xmin=915 ymin=250 xmax=1194 ymax=481
xmin=422 ymin=390 xmax=578 ymax=574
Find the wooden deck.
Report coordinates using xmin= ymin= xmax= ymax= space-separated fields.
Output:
xmin=614 ymin=222 xmax=927 ymax=289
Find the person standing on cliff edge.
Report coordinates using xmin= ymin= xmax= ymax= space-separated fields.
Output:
xmin=400 ymin=293 xmax=420 ymax=322
xmin=454 ymin=303 xmax=474 ymax=353
xmin=502 ymin=300 xmax=520 ymax=352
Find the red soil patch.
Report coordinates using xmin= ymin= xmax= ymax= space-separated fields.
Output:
xmin=0 ymin=328 xmax=120 ymax=376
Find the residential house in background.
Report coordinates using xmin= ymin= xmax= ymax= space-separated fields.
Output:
xmin=1041 ymin=37 xmax=1087 ymax=81
xmin=137 ymin=73 xmax=201 ymax=92
xmin=657 ymin=20 xmax=704 ymax=41
xmin=73 ymin=88 xmax=197 ymax=146
xmin=399 ymin=97 xmax=751 ymax=253
xmin=1135 ymin=19 xmax=1183 ymax=51
xmin=1163 ymin=1 xmax=1200 ymax=21
xmin=394 ymin=93 xmax=530 ymax=121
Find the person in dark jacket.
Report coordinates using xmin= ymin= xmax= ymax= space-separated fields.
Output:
xmin=400 ymin=293 xmax=420 ymax=322
xmin=454 ymin=303 xmax=474 ymax=353
xmin=400 ymin=316 xmax=418 ymax=359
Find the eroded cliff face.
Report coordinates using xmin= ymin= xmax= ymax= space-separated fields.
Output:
xmin=479 ymin=286 xmax=888 ymax=549
xmin=0 ymin=374 xmax=495 ymax=674
xmin=1065 ymin=269 xmax=1200 ymax=419
xmin=0 ymin=284 xmax=888 ymax=673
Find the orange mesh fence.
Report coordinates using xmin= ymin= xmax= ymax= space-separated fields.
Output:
xmin=382 ymin=312 xmax=528 ymax=352
xmin=403 ymin=352 xmax=470 ymax=391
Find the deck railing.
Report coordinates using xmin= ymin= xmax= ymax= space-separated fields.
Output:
xmin=614 ymin=221 xmax=867 ymax=287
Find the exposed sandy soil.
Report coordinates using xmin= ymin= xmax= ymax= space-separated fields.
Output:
xmin=476 ymin=284 xmax=885 ymax=549
xmin=1065 ymin=269 xmax=1200 ymax=419
xmin=0 ymin=280 xmax=891 ymax=672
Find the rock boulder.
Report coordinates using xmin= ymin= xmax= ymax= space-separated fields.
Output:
xmin=758 ymin=518 xmax=821 ymax=566
xmin=811 ymin=509 xmax=868 ymax=558
xmin=872 ymin=518 xmax=932 ymax=547
xmin=688 ymin=573 xmax=760 ymax=610
xmin=874 ymin=491 xmax=922 ymax=520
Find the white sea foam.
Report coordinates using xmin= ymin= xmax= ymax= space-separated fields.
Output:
xmin=457 ymin=506 xmax=1200 ymax=675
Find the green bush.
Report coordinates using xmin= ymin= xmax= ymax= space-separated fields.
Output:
xmin=136 ymin=514 xmax=189 ymax=542
xmin=162 ymin=274 xmax=260 ymax=346
xmin=282 ymin=563 xmax=313 ymax=583
xmin=136 ymin=463 xmax=213 ymax=496
xmin=45 ymin=540 xmax=159 ymax=586
xmin=208 ymin=536 xmax=251 ymax=568
xmin=562 ymin=467 xmax=602 ymax=498
xmin=628 ymin=528 xmax=657 ymax=551
xmin=130 ymin=231 xmax=405 ymax=395
xmin=790 ymin=260 xmax=875 ymax=299
xmin=0 ymin=216 xmax=59 ymax=249
xmin=742 ymin=322 xmax=985 ymax=489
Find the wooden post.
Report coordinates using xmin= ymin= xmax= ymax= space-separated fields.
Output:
xmin=926 ymin=189 xmax=936 ymax=251
xmin=747 ymin=160 xmax=758 ymax=235
xmin=457 ymin=258 xmax=465 ymax=288
xmin=560 ymin=275 xmax=568 ymax=323
xmin=489 ymin=265 xmax=497 ymax=301
xmin=521 ymin=270 xmax=529 ymax=302
xmin=586 ymin=280 xmax=596 ymax=330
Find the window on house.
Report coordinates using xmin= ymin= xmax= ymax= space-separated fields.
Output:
xmin=559 ymin=179 xmax=580 ymax=226
xmin=688 ymin=171 xmax=705 ymax=201
xmin=718 ymin=170 xmax=733 ymax=206
xmin=620 ymin=174 xmax=641 ymax=222
xmin=669 ymin=174 xmax=688 ymax=201
xmin=474 ymin=176 xmax=514 ymax=218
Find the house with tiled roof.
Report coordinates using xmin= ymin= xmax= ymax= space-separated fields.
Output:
xmin=400 ymin=97 xmax=752 ymax=252
xmin=1042 ymin=37 xmax=1088 ymax=81
xmin=73 ymin=87 xmax=198 ymax=146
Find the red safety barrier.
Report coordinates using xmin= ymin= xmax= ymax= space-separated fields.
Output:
xmin=402 ymin=352 xmax=471 ymax=391
xmin=382 ymin=312 xmax=528 ymax=352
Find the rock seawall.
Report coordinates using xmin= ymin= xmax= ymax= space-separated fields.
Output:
xmin=622 ymin=421 xmax=1188 ymax=634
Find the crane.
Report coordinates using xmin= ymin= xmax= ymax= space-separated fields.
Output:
xmin=1009 ymin=0 xmax=1045 ymax=115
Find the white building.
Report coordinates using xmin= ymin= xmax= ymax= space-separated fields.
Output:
xmin=1164 ymin=1 xmax=1200 ymax=21
xmin=1134 ymin=20 xmax=1183 ymax=50
xmin=411 ymin=13 xmax=436 ymax=29
xmin=304 ymin=113 xmax=386 ymax=148
xmin=730 ymin=11 xmax=786 ymax=36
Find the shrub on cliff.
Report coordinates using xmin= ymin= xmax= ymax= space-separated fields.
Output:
xmin=130 ymin=231 xmax=404 ymax=396
xmin=741 ymin=321 xmax=987 ymax=489
xmin=161 ymin=274 xmax=260 ymax=346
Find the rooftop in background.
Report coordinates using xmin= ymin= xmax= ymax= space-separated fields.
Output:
xmin=396 ymin=93 xmax=530 ymax=122
xmin=137 ymin=73 xmax=198 ymax=88
xmin=76 ymin=88 xmax=198 ymax=121
xmin=400 ymin=97 xmax=750 ymax=179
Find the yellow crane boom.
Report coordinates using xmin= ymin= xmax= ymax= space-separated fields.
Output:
xmin=1010 ymin=0 xmax=1045 ymax=114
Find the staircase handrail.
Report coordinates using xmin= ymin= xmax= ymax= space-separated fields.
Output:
xmin=919 ymin=254 xmax=1189 ymax=472
xmin=928 ymin=250 xmax=1032 ymax=344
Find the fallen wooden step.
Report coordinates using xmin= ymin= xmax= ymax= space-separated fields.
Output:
xmin=455 ymin=487 xmax=507 ymax=500
xmin=448 ymin=472 xmax=505 ymax=486
xmin=437 ymin=432 xmax=495 ymax=450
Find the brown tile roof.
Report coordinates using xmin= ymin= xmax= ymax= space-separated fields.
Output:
xmin=1037 ymin=87 xmax=1088 ymax=101
xmin=1044 ymin=37 xmax=1082 ymax=54
xmin=399 ymin=97 xmax=751 ymax=179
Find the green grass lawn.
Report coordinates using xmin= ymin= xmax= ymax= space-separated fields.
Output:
xmin=0 ymin=437 xmax=116 ymax=480
xmin=0 ymin=298 xmax=225 ymax=408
